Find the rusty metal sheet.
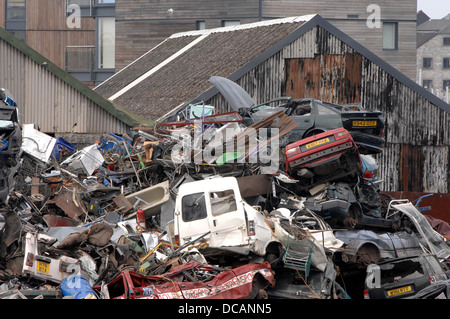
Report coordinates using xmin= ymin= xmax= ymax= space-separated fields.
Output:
xmin=284 ymin=54 xmax=362 ymax=105
xmin=47 ymin=190 xmax=85 ymax=219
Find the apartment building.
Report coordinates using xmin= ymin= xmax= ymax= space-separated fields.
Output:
xmin=417 ymin=13 xmax=450 ymax=102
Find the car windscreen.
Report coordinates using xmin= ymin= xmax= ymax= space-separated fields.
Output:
xmin=379 ymin=258 xmax=425 ymax=285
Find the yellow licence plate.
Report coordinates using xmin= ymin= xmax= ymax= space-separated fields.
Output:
xmin=352 ymin=120 xmax=377 ymax=127
xmin=387 ymin=285 xmax=412 ymax=297
xmin=305 ymin=138 xmax=330 ymax=149
xmin=36 ymin=260 xmax=50 ymax=274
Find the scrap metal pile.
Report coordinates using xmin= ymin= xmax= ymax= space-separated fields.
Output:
xmin=1 ymin=81 xmax=450 ymax=300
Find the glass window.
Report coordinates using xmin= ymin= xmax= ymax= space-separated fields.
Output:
xmin=443 ymin=58 xmax=450 ymax=69
xmin=210 ymin=190 xmax=237 ymax=216
xmin=379 ymin=258 xmax=424 ymax=285
xmin=222 ymin=20 xmax=240 ymax=27
xmin=6 ymin=0 xmax=26 ymax=21
xmin=382 ymin=22 xmax=397 ymax=50
xmin=97 ymin=17 xmax=115 ymax=69
xmin=422 ymin=58 xmax=432 ymax=69
xmin=443 ymin=80 xmax=450 ymax=91
xmin=196 ymin=21 xmax=206 ymax=30
xmin=67 ymin=0 xmax=91 ymax=6
xmin=443 ymin=37 xmax=450 ymax=46
xmin=316 ymin=102 xmax=339 ymax=115
xmin=422 ymin=80 xmax=432 ymax=90
xmin=66 ymin=46 xmax=95 ymax=71
xmin=8 ymin=30 xmax=25 ymax=42
xmin=97 ymin=0 xmax=115 ymax=3
xmin=182 ymin=193 xmax=207 ymax=222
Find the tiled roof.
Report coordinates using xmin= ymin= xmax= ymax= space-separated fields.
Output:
xmin=94 ymin=16 xmax=312 ymax=121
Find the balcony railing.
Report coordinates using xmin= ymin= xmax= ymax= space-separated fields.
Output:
xmin=66 ymin=0 xmax=115 ymax=17
xmin=66 ymin=46 xmax=95 ymax=81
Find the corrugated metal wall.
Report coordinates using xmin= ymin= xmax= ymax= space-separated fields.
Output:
xmin=0 ymin=38 xmax=129 ymax=135
xmin=204 ymin=26 xmax=450 ymax=193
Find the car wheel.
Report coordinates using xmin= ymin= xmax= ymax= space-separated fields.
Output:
xmin=250 ymin=275 xmax=269 ymax=299
xmin=356 ymin=244 xmax=380 ymax=267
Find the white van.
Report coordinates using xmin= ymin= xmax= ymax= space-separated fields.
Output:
xmin=171 ymin=177 xmax=280 ymax=259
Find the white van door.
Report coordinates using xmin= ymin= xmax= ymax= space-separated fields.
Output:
xmin=176 ymin=178 xmax=248 ymax=248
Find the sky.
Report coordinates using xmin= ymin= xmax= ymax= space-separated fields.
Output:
xmin=417 ymin=0 xmax=450 ymax=19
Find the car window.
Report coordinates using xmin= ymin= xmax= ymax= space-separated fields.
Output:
xmin=182 ymin=192 xmax=207 ymax=222
xmin=315 ymin=102 xmax=339 ymax=115
xmin=291 ymin=101 xmax=312 ymax=116
xmin=210 ymin=190 xmax=237 ymax=216
xmin=379 ymin=258 xmax=425 ymax=285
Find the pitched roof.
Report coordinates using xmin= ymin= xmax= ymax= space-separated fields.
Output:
xmin=96 ymin=14 xmax=450 ymax=120
xmin=417 ymin=18 xmax=450 ymax=47
xmin=0 ymin=27 xmax=151 ymax=128
xmin=94 ymin=16 xmax=314 ymax=120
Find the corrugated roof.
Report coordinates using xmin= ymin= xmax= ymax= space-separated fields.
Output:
xmin=0 ymin=27 xmax=151 ymax=128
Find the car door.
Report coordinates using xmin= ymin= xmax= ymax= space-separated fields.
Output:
xmin=206 ymin=187 xmax=248 ymax=247
xmin=177 ymin=184 xmax=248 ymax=248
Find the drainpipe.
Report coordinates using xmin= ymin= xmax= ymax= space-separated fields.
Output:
xmin=259 ymin=0 xmax=262 ymax=21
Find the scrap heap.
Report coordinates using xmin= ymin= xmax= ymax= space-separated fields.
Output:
xmin=0 ymin=83 xmax=449 ymax=300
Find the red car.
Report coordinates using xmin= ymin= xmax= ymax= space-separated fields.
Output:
xmin=284 ymin=128 xmax=362 ymax=193
xmin=94 ymin=261 xmax=275 ymax=299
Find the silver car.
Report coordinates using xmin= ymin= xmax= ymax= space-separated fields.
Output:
xmin=334 ymin=229 xmax=425 ymax=267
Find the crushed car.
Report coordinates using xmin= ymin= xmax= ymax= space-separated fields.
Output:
xmin=169 ymin=176 xmax=282 ymax=264
xmin=363 ymin=254 xmax=449 ymax=299
xmin=92 ymin=261 xmax=275 ymax=299
xmin=209 ymin=76 xmax=385 ymax=154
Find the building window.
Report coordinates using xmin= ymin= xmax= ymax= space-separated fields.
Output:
xmin=443 ymin=58 xmax=450 ymax=69
xmin=5 ymin=0 xmax=26 ymax=42
xmin=97 ymin=17 xmax=115 ymax=69
xmin=443 ymin=80 xmax=450 ymax=91
xmin=196 ymin=21 xmax=206 ymax=30
xmin=444 ymin=37 xmax=450 ymax=46
xmin=382 ymin=22 xmax=398 ymax=50
xmin=222 ymin=20 xmax=240 ymax=27
xmin=422 ymin=80 xmax=432 ymax=90
xmin=6 ymin=0 xmax=26 ymax=20
xmin=422 ymin=58 xmax=432 ymax=69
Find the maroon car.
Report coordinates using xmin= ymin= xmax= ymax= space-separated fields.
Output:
xmin=284 ymin=127 xmax=362 ymax=193
xmin=94 ymin=261 xmax=275 ymax=299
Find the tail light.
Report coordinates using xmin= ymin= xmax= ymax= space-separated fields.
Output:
xmin=335 ymin=130 xmax=349 ymax=140
xmin=136 ymin=209 xmax=146 ymax=230
xmin=174 ymin=234 xmax=180 ymax=245
xmin=285 ymin=146 xmax=300 ymax=157
xmin=364 ymin=171 xmax=374 ymax=179
xmin=248 ymin=220 xmax=255 ymax=236
xmin=25 ymin=252 xmax=34 ymax=267
xmin=363 ymin=290 xmax=370 ymax=299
